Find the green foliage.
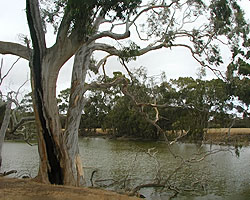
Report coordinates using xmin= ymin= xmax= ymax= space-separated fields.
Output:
xmin=209 ymin=0 xmax=249 ymax=40
xmin=79 ymin=68 xmax=243 ymax=140
xmin=98 ymin=0 xmax=142 ymax=20
xmin=81 ymin=90 xmax=112 ymax=130
xmin=57 ymin=88 xmax=70 ymax=113
xmin=39 ymin=0 xmax=250 ymax=76
xmin=226 ymin=57 xmax=250 ymax=107
xmin=119 ymin=41 xmax=140 ymax=62
xmin=103 ymin=95 xmax=156 ymax=138
xmin=79 ymin=68 xmax=159 ymax=139
xmin=158 ymin=77 xmax=233 ymax=139
xmin=238 ymin=59 xmax=250 ymax=76
xmin=41 ymin=0 xmax=141 ymax=36
xmin=65 ymin=0 xmax=142 ymax=35
xmin=234 ymin=78 xmax=250 ymax=106
xmin=18 ymin=69 xmax=248 ymax=140
xmin=210 ymin=0 xmax=232 ymax=34
xmin=19 ymin=92 xmax=33 ymax=113
xmin=206 ymin=45 xmax=223 ymax=66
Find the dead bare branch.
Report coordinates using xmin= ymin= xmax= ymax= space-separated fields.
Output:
xmin=8 ymin=116 xmax=35 ymax=135
xmin=0 ymin=170 xmax=17 ymax=177
xmin=0 ymin=57 xmax=20 ymax=86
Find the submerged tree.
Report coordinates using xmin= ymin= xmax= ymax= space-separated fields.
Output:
xmin=0 ymin=0 xmax=249 ymax=186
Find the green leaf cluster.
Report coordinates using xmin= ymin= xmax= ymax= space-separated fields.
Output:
xmin=41 ymin=0 xmax=141 ymax=36
xmin=119 ymin=41 xmax=140 ymax=62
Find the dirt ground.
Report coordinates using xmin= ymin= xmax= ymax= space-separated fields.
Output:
xmin=0 ymin=177 xmax=141 ymax=200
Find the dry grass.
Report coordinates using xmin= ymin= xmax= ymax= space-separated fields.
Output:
xmin=166 ymin=128 xmax=250 ymax=145
xmin=206 ymin=128 xmax=250 ymax=135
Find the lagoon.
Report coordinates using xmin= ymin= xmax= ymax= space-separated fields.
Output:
xmin=2 ymin=138 xmax=250 ymax=199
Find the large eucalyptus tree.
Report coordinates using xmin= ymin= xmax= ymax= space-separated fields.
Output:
xmin=0 ymin=0 xmax=249 ymax=186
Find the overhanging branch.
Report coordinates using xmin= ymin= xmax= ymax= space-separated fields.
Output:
xmin=89 ymin=30 xmax=131 ymax=42
xmin=84 ymin=76 xmax=127 ymax=92
xmin=0 ymin=41 xmax=30 ymax=60
xmin=93 ymin=42 xmax=168 ymax=57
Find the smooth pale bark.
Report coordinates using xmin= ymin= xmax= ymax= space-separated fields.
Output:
xmin=0 ymin=100 xmax=11 ymax=169
xmin=63 ymin=45 xmax=93 ymax=185
xmin=0 ymin=41 xmax=30 ymax=60
xmin=33 ymin=43 xmax=94 ymax=186
xmin=26 ymin=0 xmax=77 ymax=185
xmin=31 ymin=51 xmax=81 ymax=185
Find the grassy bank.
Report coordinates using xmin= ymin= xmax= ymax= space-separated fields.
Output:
xmin=0 ymin=177 xmax=141 ymax=200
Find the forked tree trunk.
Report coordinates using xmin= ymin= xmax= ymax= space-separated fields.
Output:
xmin=31 ymin=55 xmax=75 ymax=185
xmin=31 ymin=46 xmax=93 ymax=186
xmin=0 ymin=0 xmax=132 ymax=186
xmin=26 ymin=0 xmax=97 ymax=185
xmin=27 ymin=0 xmax=78 ymax=185
xmin=25 ymin=0 xmax=130 ymax=186
xmin=32 ymin=46 xmax=93 ymax=185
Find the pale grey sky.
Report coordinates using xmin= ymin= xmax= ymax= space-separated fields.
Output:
xmin=0 ymin=0 xmax=250 ymax=97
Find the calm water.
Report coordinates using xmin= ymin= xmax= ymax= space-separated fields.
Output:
xmin=2 ymin=138 xmax=250 ymax=199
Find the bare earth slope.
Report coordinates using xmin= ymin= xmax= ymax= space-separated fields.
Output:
xmin=0 ymin=177 xmax=141 ymax=200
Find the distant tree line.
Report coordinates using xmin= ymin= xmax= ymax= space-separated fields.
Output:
xmin=56 ymin=67 xmax=250 ymax=140
xmin=2 ymin=66 xmax=249 ymax=141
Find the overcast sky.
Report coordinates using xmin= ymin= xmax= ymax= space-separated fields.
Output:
xmin=0 ymin=0 xmax=250 ymax=98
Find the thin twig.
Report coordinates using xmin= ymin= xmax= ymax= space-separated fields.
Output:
xmin=0 ymin=57 xmax=20 ymax=86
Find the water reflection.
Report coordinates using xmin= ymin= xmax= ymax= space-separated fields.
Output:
xmin=1 ymin=142 xmax=38 ymax=178
xmin=2 ymin=138 xmax=250 ymax=199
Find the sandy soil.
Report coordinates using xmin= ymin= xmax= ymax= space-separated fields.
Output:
xmin=0 ymin=177 xmax=141 ymax=200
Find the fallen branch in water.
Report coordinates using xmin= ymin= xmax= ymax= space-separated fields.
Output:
xmin=0 ymin=170 xmax=17 ymax=177
xmin=128 ymin=182 xmax=165 ymax=196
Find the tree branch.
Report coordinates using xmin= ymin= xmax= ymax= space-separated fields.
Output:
xmin=0 ymin=57 xmax=20 ymax=86
xmin=171 ymin=43 xmax=225 ymax=79
xmin=89 ymin=30 xmax=131 ymax=43
xmin=84 ymin=76 xmax=127 ymax=92
xmin=56 ymin=9 xmax=71 ymax=44
xmin=9 ymin=116 xmax=35 ymax=135
xmin=129 ymin=183 xmax=165 ymax=196
xmin=129 ymin=1 xmax=180 ymax=27
xmin=93 ymin=42 xmax=169 ymax=57
xmin=0 ymin=41 xmax=30 ymax=60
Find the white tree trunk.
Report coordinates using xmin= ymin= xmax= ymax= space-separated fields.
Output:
xmin=63 ymin=45 xmax=93 ymax=185
xmin=0 ymin=100 xmax=11 ymax=169
xmin=31 ymin=53 xmax=79 ymax=185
